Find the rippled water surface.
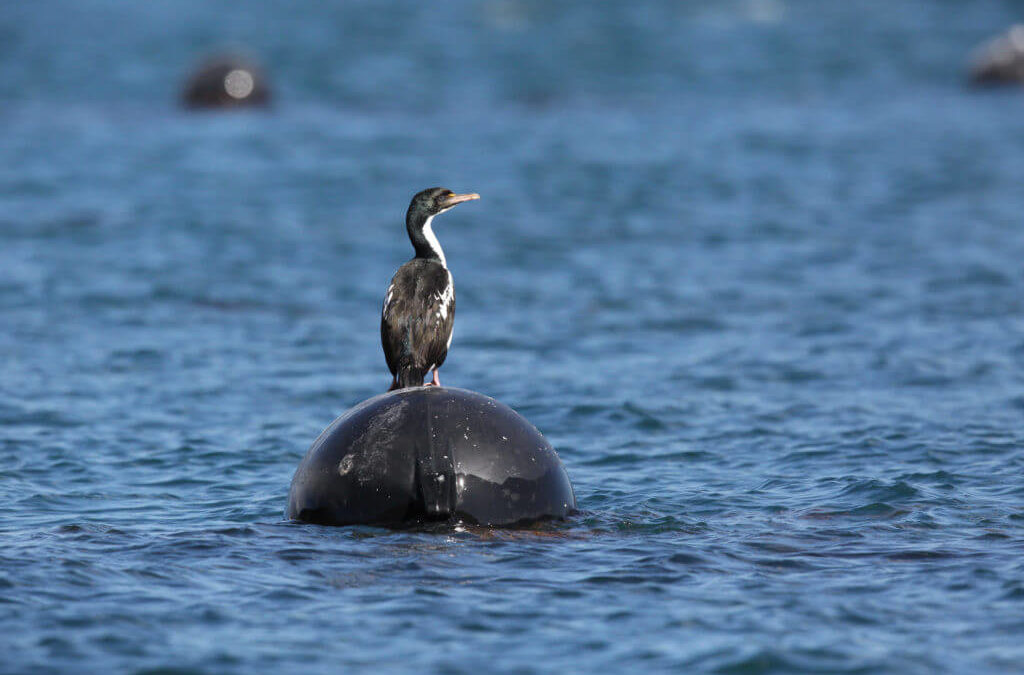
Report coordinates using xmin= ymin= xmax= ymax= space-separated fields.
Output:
xmin=3 ymin=1 xmax=1024 ymax=673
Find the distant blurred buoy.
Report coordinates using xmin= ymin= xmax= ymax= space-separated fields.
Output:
xmin=968 ymin=25 xmax=1024 ymax=86
xmin=287 ymin=387 xmax=576 ymax=527
xmin=181 ymin=54 xmax=271 ymax=109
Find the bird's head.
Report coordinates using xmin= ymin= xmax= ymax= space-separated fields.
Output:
xmin=407 ymin=187 xmax=480 ymax=224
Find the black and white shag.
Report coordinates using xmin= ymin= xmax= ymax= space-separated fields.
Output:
xmin=381 ymin=187 xmax=479 ymax=390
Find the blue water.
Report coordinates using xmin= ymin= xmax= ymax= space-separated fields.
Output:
xmin=3 ymin=1 xmax=1024 ymax=672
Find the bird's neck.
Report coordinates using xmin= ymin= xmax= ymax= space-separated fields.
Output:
xmin=407 ymin=213 xmax=447 ymax=268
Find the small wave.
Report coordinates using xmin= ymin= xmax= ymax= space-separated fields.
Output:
xmin=802 ymin=503 xmax=910 ymax=519
xmin=837 ymin=478 xmax=921 ymax=502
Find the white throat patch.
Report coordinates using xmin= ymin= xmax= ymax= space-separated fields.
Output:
xmin=421 ymin=215 xmax=446 ymax=268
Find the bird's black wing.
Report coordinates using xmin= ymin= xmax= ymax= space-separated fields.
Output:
xmin=381 ymin=260 xmax=455 ymax=377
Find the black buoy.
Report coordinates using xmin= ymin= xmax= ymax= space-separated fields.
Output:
xmin=968 ymin=25 xmax=1024 ymax=86
xmin=287 ymin=387 xmax=576 ymax=527
xmin=181 ymin=54 xmax=271 ymax=109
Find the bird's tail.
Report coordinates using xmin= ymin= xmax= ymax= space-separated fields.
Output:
xmin=395 ymin=364 xmax=423 ymax=389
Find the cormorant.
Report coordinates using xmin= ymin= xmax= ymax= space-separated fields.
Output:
xmin=381 ymin=188 xmax=480 ymax=390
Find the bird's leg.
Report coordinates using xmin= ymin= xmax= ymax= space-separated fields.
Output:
xmin=388 ymin=376 xmax=399 ymax=392
xmin=425 ymin=369 xmax=441 ymax=387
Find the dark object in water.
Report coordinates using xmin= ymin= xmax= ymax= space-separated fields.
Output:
xmin=968 ymin=26 xmax=1024 ymax=86
xmin=287 ymin=387 xmax=576 ymax=527
xmin=181 ymin=54 xmax=271 ymax=109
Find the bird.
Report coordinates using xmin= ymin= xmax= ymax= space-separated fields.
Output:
xmin=381 ymin=187 xmax=480 ymax=391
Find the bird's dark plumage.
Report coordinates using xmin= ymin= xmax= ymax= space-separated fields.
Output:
xmin=381 ymin=187 xmax=479 ymax=390
xmin=382 ymin=259 xmax=454 ymax=388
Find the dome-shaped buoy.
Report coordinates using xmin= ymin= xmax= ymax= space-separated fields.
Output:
xmin=181 ymin=53 xmax=271 ymax=109
xmin=968 ymin=25 xmax=1024 ymax=86
xmin=287 ymin=387 xmax=576 ymax=527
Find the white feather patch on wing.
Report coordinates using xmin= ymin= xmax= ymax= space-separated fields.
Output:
xmin=382 ymin=283 xmax=394 ymax=318
xmin=434 ymin=271 xmax=454 ymax=320
xmin=444 ymin=270 xmax=454 ymax=348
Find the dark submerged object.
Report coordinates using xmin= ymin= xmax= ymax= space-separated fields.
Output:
xmin=287 ymin=387 xmax=576 ymax=527
xmin=968 ymin=26 xmax=1024 ymax=86
xmin=382 ymin=188 xmax=480 ymax=390
xmin=182 ymin=54 xmax=271 ymax=109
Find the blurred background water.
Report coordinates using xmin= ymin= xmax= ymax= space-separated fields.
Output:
xmin=3 ymin=0 xmax=1024 ymax=673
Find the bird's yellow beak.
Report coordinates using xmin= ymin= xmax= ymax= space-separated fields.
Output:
xmin=441 ymin=192 xmax=481 ymax=208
